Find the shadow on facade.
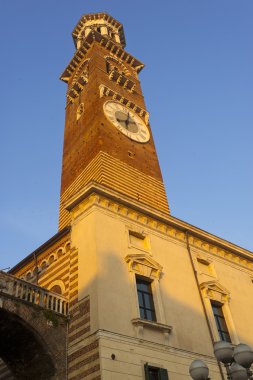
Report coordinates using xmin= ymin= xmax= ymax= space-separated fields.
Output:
xmin=76 ymin=249 xmax=228 ymax=379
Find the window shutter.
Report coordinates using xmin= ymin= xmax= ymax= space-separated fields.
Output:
xmin=159 ymin=368 xmax=169 ymax=380
xmin=144 ymin=363 xmax=150 ymax=380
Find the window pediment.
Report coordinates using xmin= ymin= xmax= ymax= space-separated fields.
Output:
xmin=200 ymin=281 xmax=230 ymax=303
xmin=125 ymin=254 xmax=162 ymax=279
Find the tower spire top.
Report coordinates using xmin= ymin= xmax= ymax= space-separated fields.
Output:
xmin=72 ymin=12 xmax=126 ymax=49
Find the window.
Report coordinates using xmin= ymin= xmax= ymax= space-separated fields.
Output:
xmin=136 ymin=277 xmax=156 ymax=322
xmin=26 ymin=272 xmax=32 ymax=281
xmin=41 ymin=260 xmax=47 ymax=270
xmin=197 ymin=259 xmax=212 ymax=276
xmin=49 ymin=255 xmax=55 ymax=265
xmin=50 ymin=285 xmax=62 ymax=295
xmin=76 ymin=103 xmax=84 ymax=121
xmin=211 ymin=302 xmax=231 ymax=342
xmin=144 ymin=364 xmax=169 ymax=380
xmin=129 ymin=230 xmax=149 ymax=251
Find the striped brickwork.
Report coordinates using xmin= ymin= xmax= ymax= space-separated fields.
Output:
xmin=68 ymin=334 xmax=100 ymax=380
xmin=68 ymin=297 xmax=90 ymax=346
xmin=12 ymin=233 xmax=71 ymax=298
xmin=38 ymin=242 xmax=74 ymax=298
xmin=9 ymin=228 xmax=101 ymax=379
xmin=59 ymin=151 xmax=169 ymax=229
xmin=67 ymin=252 xmax=101 ymax=380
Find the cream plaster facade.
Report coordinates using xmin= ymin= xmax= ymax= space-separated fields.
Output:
xmin=68 ymin=191 xmax=253 ymax=379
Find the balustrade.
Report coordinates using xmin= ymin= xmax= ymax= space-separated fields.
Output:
xmin=0 ymin=271 xmax=68 ymax=316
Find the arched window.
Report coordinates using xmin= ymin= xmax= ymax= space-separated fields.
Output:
xmin=50 ymin=285 xmax=62 ymax=295
xmin=49 ymin=255 xmax=55 ymax=265
xmin=65 ymin=243 xmax=71 ymax=253
xmin=41 ymin=261 xmax=47 ymax=270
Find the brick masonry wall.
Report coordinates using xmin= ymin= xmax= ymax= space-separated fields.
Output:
xmin=0 ymin=295 xmax=67 ymax=379
xmin=8 ymin=230 xmax=101 ymax=379
xmin=68 ymin=333 xmax=100 ymax=380
xmin=58 ymin=151 xmax=169 ymax=229
xmin=59 ymin=42 xmax=169 ymax=229
xmin=67 ymin=248 xmax=101 ymax=380
xmin=0 ymin=359 xmax=14 ymax=380
xmin=12 ymin=233 xmax=72 ymax=298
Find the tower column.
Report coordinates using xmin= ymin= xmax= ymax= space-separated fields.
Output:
xmin=101 ymin=26 xmax=108 ymax=35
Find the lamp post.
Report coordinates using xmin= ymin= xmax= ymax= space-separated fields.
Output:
xmin=189 ymin=342 xmax=253 ymax=380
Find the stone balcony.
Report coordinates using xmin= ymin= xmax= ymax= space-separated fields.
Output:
xmin=0 ymin=270 xmax=68 ymax=316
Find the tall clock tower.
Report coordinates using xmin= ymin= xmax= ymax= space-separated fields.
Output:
xmin=5 ymin=11 xmax=253 ymax=380
xmin=59 ymin=13 xmax=169 ymax=229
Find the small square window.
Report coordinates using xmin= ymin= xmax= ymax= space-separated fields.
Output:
xmin=144 ymin=364 xmax=169 ymax=380
xmin=128 ymin=230 xmax=150 ymax=252
xmin=197 ymin=259 xmax=211 ymax=275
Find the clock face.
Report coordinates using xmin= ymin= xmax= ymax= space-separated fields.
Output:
xmin=103 ymin=101 xmax=150 ymax=143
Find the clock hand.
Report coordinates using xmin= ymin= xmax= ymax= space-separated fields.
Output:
xmin=125 ymin=112 xmax=130 ymax=129
xmin=116 ymin=117 xmax=129 ymax=130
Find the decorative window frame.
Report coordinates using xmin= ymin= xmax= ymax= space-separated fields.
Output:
xmin=127 ymin=227 xmax=151 ymax=255
xmin=48 ymin=280 xmax=66 ymax=295
xmin=125 ymin=253 xmax=172 ymax=341
xmin=76 ymin=103 xmax=84 ymax=121
xmin=67 ymin=59 xmax=90 ymax=103
xmin=200 ymin=280 xmax=239 ymax=344
xmin=105 ymin=55 xmax=131 ymax=77
xmin=195 ymin=254 xmax=217 ymax=284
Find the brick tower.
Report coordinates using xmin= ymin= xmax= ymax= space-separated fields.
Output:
xmin=59 ymin=12 xmax=169 ymax=229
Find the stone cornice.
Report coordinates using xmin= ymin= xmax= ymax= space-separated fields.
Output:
xmin=60 ymin=31 xmax=144 ymax=83
xmin=125 ymin=254 xmax=163 ymax=279
xmin=132 ymin=318 xmax=173 ymax=334
xmin=95 ymin=329 xmax=218 ymax=361
xmin=72 ymin=13 xmax=126 ymax=48
xmin=67 ymin=186 xmax=253 ymax=271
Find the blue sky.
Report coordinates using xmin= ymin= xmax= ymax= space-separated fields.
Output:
xmin=0 ymin=1 xmax=252 ymax=269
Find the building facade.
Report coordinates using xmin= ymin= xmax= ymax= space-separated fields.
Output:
xmin=1 ymin=13 xmax=253 ymax=380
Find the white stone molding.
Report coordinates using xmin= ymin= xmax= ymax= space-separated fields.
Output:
xmin=105 ymin=55 xmax=131 ymax=76
xmin=67 ymin=59 xmax=90 ymax=103
xmin=61 ymin=30 xmax=143 ymax=82
xmin=195 ymin=255 xmax=217 ymax=284
xmin=200 ymin=281 xmax=230 ymax=303
xmin=48 ymin=280 xmax=66 ymax=295
xmin=200 ymin=280 xmax=239 ymax=344
xmin=126 ymin=226 xmax=151 ymax=254
xmin=125 ymin=253 xmax=162 ymax=279
xmin=65 ymin=190 xmax=253 ymax=272
xmin=131 ymin=318 xmax=172 ymax=342
xmin=125 ymin=253 xmax=168 ymax=331
xmin=76 ymin=103 xmax=84 ymax=121
xmin=105 ymin=55 xmax=136 ymax=91
xmin=0 ymin=271 xmax=68 ymax=316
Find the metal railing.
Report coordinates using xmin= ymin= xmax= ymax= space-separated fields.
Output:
xmin=0 ymin=271 xmax=68 ymax=316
